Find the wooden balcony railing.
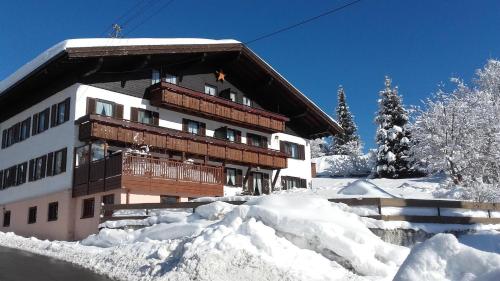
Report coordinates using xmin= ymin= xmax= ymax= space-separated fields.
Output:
xmin=73 ymin=152 xmax=224 ymax=197
xmin=150 ymin=82 xmax=289 ymax=133
xmin=77 ymin=114 xmax=288 ymax=169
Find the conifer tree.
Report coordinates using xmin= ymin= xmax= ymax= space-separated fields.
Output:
xmin=375 ymin=76 xmax=411 ymax=178
xmin=333 ymin=86 xmax=361 ymax=155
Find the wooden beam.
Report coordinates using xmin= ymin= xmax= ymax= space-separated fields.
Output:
xmin=243 ymin=166 xmax=252 ymax=187
xmin=272 ymin=169 xmax=281 ymax=189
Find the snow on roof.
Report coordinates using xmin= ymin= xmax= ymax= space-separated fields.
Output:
xmin=0 ymin=38 xmax=240 ymax=95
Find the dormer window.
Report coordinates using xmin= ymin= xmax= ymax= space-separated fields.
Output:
xmin=204 ymin=84 xmax=217 ymax=96
xmin=229 ymin=92 xmax=236 ymax=102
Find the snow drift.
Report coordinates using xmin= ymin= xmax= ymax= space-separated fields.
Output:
xmin=394 ymin=233 xmax=500 ymax=281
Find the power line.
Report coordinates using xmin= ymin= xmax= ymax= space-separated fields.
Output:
xmin=244 ymin=0 xmax=363 ymax=45
xmin=124 ymin=0 xmax=177 ymax=36
xmin=99 ymin=0 xmax=149 ymax=37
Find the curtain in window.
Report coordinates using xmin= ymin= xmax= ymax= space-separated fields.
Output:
xmin=96 ymin=101 xmax=113 ymax=117
xmin=253 ymin=173 xmax=262 ymax=195
xmin=188 ymin=121 xmax=199 ymax=134
xmin=226 ymin=169 xmax=236 ymax=185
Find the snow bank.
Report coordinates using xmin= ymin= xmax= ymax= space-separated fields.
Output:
xmin=314 ymin=155 xmax=373 ymax=177
xmin=394 ymin=233 xmax=500 ymax=281
xmin=458 ymin=230 xmax=500 ymax=254
xmin=338 ymin=179 xmax=394 ymax=197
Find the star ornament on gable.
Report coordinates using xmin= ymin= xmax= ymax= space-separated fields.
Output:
xmin=216 ymin=70 xmax=226 ymax=82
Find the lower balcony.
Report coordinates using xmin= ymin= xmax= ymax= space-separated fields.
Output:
xmin=73 ymin=152 xmax=224 ymax=198
xmin=77 ymin=114 xmax=288 ymax=169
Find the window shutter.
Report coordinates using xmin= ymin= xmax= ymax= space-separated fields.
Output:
xmin=182 ymin=119 xmax=188 ymax=132
xmin=46 ymin=152 xmax=54 ymax=177
xmin=32 ymin=113 xmax=39 ymax=135
xmin=236 ymin=169 xmax=243 ymax=186
xmin=236 ymin=130 xmax=242 ymax=143
xmin=152 ymin=112 xmax=160 ymax=126
xmin=43 ymin=108 xmax=50 ymax=130
xmin=87 ymin=98 xmax=96 ymax=115
xmin=263 ymin=173 xmax=270 ymax=194
xmin=64 ymin=98 xmax=71 ymax=122
xmin=130 ymin=108 xmax=139 ymax=122
xmin=280 ymin=141 xmax=285 ymax=153
xmin=2 ymin=130 xmax=7 ymax=148
xmin=261 ymin=137 xmax=268 ymax=148
xmin=28 ymin=159 xmax=35 ymax=182
xmin=199 ymin=122 xmax=206 ymax=136
xmin=61 ymin=148 xmax=67 ymax=173
xmin=298 ymin=144 xmax=305 ymax=160
xmin=40 ymin=155 xmax=47 ymax=179
xmin=115 ymin=104 xmax=124 ymax=119
xmin=246 ymin=134 xmax=253 ymax=146
xmin=0 ymin=170 xmax=3 ymax=189
xmin=50 ymin=104 xmax=57 ymax=127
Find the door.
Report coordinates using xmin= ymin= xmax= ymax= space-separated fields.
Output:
xmin=253 ymin=173 xmax=262 ymax=195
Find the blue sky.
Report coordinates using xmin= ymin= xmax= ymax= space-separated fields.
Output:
xmin=1 ymin=0 xmax=499 ymax=150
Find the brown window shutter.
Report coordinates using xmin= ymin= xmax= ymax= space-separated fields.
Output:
xmin=64 ymin=98 xmax=71 ymax=122
xmin=261 ymin=137 xmax=268 ymax=148
xmin=87 ymin=98 xmax=96 ymax=115
xmin=280 ymin=141 xmax=285 ymax=153
xmin=28 ymin=159 xmax=35 ymax=182
xmin=50 ymin=104 xmax=57 ymax=127
xmin=24 ymin=118 xmax=31 ymax=140
xmin=199 ymin=122 xmax=206 ymax=136
xmin=152 ymin=111 xmax=160 ymax=126
xmin=115 ymin=104 xmax=124 ymax=119
xmin=46 ymin=152 xmax=54 ymax=177
xmin=298 ymin=144 xmax=305 ymax=160
xmin=130 ymin=108 xmax=139 ymax=122
xmin=1 ymin=130 xmax=6 ymax=148
xmin=236 ymin=130 xmax=242 ymax=143
xmin=40 ymin=155 xmax=47 ymax=179
xmin=32 ymin=114 xmax=39 ymax=135
xmin=182 ymin=119 xmax=188 ymax=132
xmin=236 ymin=169 xmax=243 ymax=186
xmin=263 ymin=173 xmax=270 ymax=194
xmin=0 ymin=170 xmax=3 ymax=189
xmin=61 ymin=148 xmax=67 ymax=173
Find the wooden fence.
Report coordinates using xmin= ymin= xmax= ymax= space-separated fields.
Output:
xmin=100 ymin=197 xmax=500 ymax=225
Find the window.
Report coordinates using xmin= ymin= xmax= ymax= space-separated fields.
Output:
xmin=28 ymin=206 xmax=37 ymax=224
xmin=280 ymin=141 xmax=305 ymax=160
xmin=281 ymin=176 xmax=307 ymax=189
xmin=82 ymin=198 xmax=95 ymax=218
xmin=214 ymin=127 xmax=241 ymax=143
xmin=204 ymin=84 xmax=217 ymax=96
xmin=225 ymin=168 xmax=242 ymax=187
xmin=30 ymin=155 xmax=47 ymax=181
xmin=91 ymin=142 xmax=106 ymax=161
xmin=242 ymin=96 xmax=251 ymax=107
xmin=52 ymin=98 xmax=70 ymax=126
xmin=182 ymin=119 xmax=205 ymax=136
xmin=3 ymin=166 xmax=17 ymax=188
xmin=53 ymin=148 xmax=67 ymax=175
xmin=229 ymin=92 xmax=237 ymax=102
xmin=227 ymin=129 xmax=236 ymax=142
xmin=75 ymin=145 xmax=90 ymax=167
xmin=3 ymin=211 xmax=10 ymax=227
xmin=160 ymin=196 xmax=178 ymax=204
xmin=20 ymin=117 xmax=31 ymax=141
xmin=247 ymin=133 xmax=267 ymax=148
xmin=0 ymin=170 xmax=3 ymax=190
xmin=16 ymin=162 xmax=27 ymax=185
xmin=152 ymin=69 xmax=161 ymax=84
xmin=102 ymin=194 xmax=115 ymax=217
xmin=164 ymin=73 xmax=177 ymax=84
xmin=95 ymin=100 xmax=114 ymax=117
xmin=131 ymin=108 xmax=158 ymax=125
xmin=48 ymin=202 xmax=58 ymax=221
xmin=37 ymin=108 xmax=50 ymax=134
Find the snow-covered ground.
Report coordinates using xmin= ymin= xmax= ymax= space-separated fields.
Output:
xmin=0 ymin=192 xmax=499 ymax=281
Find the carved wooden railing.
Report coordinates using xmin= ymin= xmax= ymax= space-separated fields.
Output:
xmin=150 ymin=82 xmax=289 ymax=133
xmin=77 ymin=114 xmax=288 ymax=169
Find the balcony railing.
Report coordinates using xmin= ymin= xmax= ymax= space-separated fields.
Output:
xmin=73 ymin=152 xmax=224 ymax=197
xmin=150 ymin=82 xmax=289 ymax=133
xmin=77 ymin=114 xmax=288 ymax=169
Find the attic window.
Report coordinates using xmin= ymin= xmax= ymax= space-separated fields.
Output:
xmin=242 ymin=96 xmax=251 ymax=107
xmin=164 ymin=74 xmax=177 ymax=84
xmin=204 ymin=84 xmax=217 ymax=96
xmin=152 ymin=69 xmax=161 ymax=84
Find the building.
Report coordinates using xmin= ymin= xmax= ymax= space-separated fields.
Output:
xmin=0 ymin=39 xmax=341 ymax=240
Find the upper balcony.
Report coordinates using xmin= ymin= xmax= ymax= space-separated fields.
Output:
xmin=149 ymin=82 xmax=289 ymax=133
xmin=77 ymin=114 xmax=288 ymax=170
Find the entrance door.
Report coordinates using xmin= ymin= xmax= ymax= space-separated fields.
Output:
xmin=253 ymin=173 xmax=262 ymax=195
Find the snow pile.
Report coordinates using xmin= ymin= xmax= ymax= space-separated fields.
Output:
xmin=394 ymin=233 xmax=500 ymax=281
xmin=338 ymin=179 xmax=394 ymax=197
xmin=1 ymin=195 xmax=411 ymax=281
xmin=314 ymin=154 xmax=374 ymax=177
xmin=458 ymin=230 xmax=500 ymax=254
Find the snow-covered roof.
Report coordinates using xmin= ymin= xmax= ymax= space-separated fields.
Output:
xmin=0 ymin=38 xmax=240 ymax=95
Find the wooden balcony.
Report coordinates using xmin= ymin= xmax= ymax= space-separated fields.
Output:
xmin=150 ymin=82 xmax=289 ymax=133
xmin=73 ymin=152 xmax=224 ymax=198
xmin=77 ymin=114 xmax=288 ymax=169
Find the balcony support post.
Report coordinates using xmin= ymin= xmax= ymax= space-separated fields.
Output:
xmin=243 ymin=166 xmax=252 ymax=191
xmin=272 ymin=169 xmax=281 ymax=190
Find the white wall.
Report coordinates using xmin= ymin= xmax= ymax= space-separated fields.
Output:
xmin=75 ymin=84 xmax=313 ymax=189
xmin=0 ymin=85 xmax=79 ymax=204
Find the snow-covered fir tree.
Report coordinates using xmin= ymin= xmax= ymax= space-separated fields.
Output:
xmin=375 ymin=76 xmax=412 ymax=178
xmin=310 ymin=138 xmax=328 ymax=158
xmin=333 ymin=86 xmax=361 ymax=155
